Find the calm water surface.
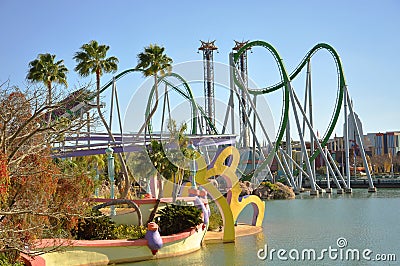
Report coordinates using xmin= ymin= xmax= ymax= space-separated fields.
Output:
xmin=127 ymin=189 xmax=400 ymax=265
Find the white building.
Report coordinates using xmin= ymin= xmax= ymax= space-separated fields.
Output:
xmin=344 ymin=112 xmax=364 ymax=149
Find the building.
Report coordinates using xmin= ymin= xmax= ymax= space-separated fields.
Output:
xmin=374 ymin=131 xmax=400 ymax=156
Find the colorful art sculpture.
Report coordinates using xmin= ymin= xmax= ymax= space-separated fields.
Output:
xmin=145 ymin=222 xmax=163 ymax=255
xmin=161 ymin=146 xmax=265 ymax=242
xmin=194 ymin=146 xmax=265 ymax=242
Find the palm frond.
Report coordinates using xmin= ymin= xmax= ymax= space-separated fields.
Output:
xmin=136 ymin=44 xmax=173 ymax=77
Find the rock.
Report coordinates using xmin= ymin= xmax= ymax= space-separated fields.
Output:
xmin=272 ymin=182 xmax=296 ymax=199
xmin=239 ymin=181 xmax=253 ymax=196
xmin=253 ymin=181 xmax=295 ymax=200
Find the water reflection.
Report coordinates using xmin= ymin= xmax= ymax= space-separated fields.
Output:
xmin=123 ymin=189 xmax=399 ymax=265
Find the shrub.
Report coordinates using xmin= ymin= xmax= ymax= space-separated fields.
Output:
xmin=261 ymin=181 xmax=278 ymax=191
xmin=71 ymin=210 xmax=116 ymax=240
xmin=155 ymin=204 xmax=202 ymax=236
xmin=113 ymin=225 xmax=146 ymax=240
xmin=208 ymin=201 xmax=223 ymax=231
xmin=70 ymin=209 xmax=147 ymax=240
xmin=0 ymin=252 xmax=24 ymax=266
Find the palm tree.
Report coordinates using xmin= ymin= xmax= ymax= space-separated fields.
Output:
xmin=27 ymin=53 xmax=68 ymax=123
xmin=135 ymin=45 xmax=172 ymax=223
xmin=74 ymin=40 xmax=133 ymax=198
xmin=136 ymin=44 xmax=173 ymax=134
xmin=74 ymin=40 xmax=118 ymax=128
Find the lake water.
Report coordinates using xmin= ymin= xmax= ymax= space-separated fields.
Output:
xmin=128 ymin=189 xmax=400 ymax=265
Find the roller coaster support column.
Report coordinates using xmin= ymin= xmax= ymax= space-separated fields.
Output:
xmin=292 ymin=88 xmax=344 ymax=194
xmin=233 ymin=41 xmax=250 ymax=147
xmin=325 ymin=146 xmax=332 ymax=193
xmin=252 ymin=95 xmax=257 ymax=171
xmin=345 ymin=87 xmax=376 ymax=192
xmin=279 ymin=148 xmax=298 ymax=191
xmin=307 ymin=60 xmax=316 ymax=180
xmin=223 ymin=53 xmax=236 ymax=135
xmin=288 ymin=83 xmax=318 ymax=195
xmin=106 ymin=146 xmax=116 ymax=216
xmin=298 ymin=63 xmax=309 ymax=192
xmin=343 ymin=86 xmax=352 ymax=193
xmin=286 ymin=116 xmax=292 ymax=174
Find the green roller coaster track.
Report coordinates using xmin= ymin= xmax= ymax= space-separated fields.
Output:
xmin=84 ymin=41 xmax=346 ymax=170
xmin=144 ymin=72 xmax=218 ymax=135
xmin=233 ymin=41 xmax=346 ymax=163
xmin=91 ymin=68 xmax=217 ymax=136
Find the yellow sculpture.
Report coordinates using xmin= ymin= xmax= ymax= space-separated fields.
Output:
xmin=162 ymin=145 xmax=265 ymax=243
xmin=195 ymin=146 xmax=265 ymax=242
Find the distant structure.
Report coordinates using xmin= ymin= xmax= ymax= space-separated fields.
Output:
xmin=233 ymin=40 xmax=250 ymax=147
xmin=344 ymin=111 xmax=364 ymax=151
xmin=373 ymin=131 xmax=400 ymax=156
xmin=327 ymin=129 xmax=400 ymax=174
xmin=198 ymin=40 xmax=218 ymax=133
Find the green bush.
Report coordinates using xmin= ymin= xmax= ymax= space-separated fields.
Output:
xmin=0 ymin=252 xmax=24 ymax=266
xmin=261 ymin=181 xmax=278 ymax=191
xmin=71 ymin=209 xmax=147 ymax=240
xmin=71 ymin=209 xmax=116 ymax=240
xmin=155 ymin=204 xmax=203 ymax=236
xmin=208 ymin=201 xmax=223 ymax=231
xmin=113 ymin=225 xmax=146 ymax=240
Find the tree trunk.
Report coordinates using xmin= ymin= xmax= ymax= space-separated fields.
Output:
xmin=147 ymin=75 xmax=159 ymax=134
xmin=146 ymin=198 xmax=161 ymax=225
xmin=95 ymin=70 xmax=131 ymax=198
xmin=47 ymin=81 xmax=52 ymax=126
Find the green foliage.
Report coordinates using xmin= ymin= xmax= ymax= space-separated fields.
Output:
xmin=155 ymin=204 xmax=203 ymax=236
xmin=207 ymin=201 xmax=223 ymax=231
xmin=113 ymin=225 xmax=146 ymax=240
xmin=27 ymin=53 xmax=68 ymax=89
xmin=71 ymin=210 xmax=116 ymax=240
xmin=260 ymin=181 xmax=279 ymax=191
xmin=144 ymin=120 xmax=195 ymax=181
xmin=74 ymin=40 xmax=118 ymax=78
xmin=136 ymin=44 xmax=173 ymax=77
xmin=0 ymin=251 xmax=24 ymax=266
xmin=316 ymin=166 xmax=326 ymax=175
xmin=71 ymin=209 xmax=146 ymax=240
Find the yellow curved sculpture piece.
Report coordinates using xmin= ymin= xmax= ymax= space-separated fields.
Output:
xmin=205 ymin=146 xmax=265 ymax=226
xmin=194 ymin=151 xmax=236 ymax=243
xmin=195 ymin=146 xmax=265 ymax=242
xmin=160 ymin=145 xmax=265 ymax=243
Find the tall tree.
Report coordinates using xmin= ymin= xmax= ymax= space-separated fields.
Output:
xmin=74 ymin=40 xmax=132 ymax=198
xmin=135 ymin=45 xmax=172 ymax=222
xmin=136 ymin=44 xmax=173 ymax=134
xmin=27 ymin=53 xmax=68 ymax=124
xmin=0 ymin=84 xmax=93 ymax=263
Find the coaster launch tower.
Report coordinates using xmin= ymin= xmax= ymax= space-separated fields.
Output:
xmin=233 ymin=40 xmax=250 ymax=147
xmin=199 ymin=40 xmax=218 ymax=134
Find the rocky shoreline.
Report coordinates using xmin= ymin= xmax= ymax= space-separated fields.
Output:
xmin=240 ymin=181 xmax=295 ymax=200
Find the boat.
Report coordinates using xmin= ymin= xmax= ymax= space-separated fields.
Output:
xmin=21 ymin=196 xmax=209 ymax=265
xmin=21 ymin=223 xmax=206 ymax=266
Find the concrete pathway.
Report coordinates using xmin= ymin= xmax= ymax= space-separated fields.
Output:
xmin=204 ymin=223 xmax=263 ymax=243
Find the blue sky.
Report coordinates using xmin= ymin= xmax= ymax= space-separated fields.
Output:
xmin=0 ymin=0 xmax=399 ymax=138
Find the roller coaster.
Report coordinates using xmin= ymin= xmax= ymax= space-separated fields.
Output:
xmin=52 ymin=40 xmax=376 ymax=194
